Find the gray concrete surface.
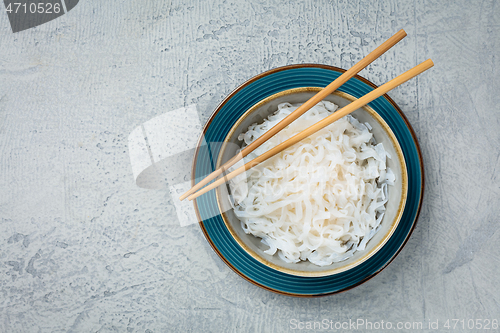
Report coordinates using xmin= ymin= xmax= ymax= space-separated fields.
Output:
xmin=1 ymin=0 xmax=499 ymax=332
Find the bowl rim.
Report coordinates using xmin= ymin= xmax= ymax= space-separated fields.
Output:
xmin=192 ymin=63 xmax=425 ymax=297
xmin=215 ymin=87 xmax=408 ymax=277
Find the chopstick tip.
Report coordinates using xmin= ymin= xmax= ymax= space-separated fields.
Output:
xmin=421 ymin=59 xmax=434 ymax=70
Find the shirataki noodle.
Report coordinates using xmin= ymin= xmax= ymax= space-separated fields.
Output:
xmin=229 ymin=101 xmax=395 ymax=266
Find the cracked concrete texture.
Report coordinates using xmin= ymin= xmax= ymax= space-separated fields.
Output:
xmin=0 ymin=0 xmax=499 ymax=332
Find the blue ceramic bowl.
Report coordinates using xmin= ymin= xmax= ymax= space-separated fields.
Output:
xmin=192 ymin=64 xmax=424 ymax=296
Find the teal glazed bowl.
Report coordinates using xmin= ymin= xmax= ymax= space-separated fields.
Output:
xmin=192 ymin=64 xmax=424 ymax=297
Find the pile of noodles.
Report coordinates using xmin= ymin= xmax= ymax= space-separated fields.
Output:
xmin=229 ymin=101 xmax=395 ymax=266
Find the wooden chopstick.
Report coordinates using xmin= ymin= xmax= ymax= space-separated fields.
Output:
xmin=187 ymin=59 xmax=434 ymax=201
xmin=179 ymin=29 xmax=407 ymax=201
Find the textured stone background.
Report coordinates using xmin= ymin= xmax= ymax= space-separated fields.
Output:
xmin=0 ymin=0 xmax=499 ymax=332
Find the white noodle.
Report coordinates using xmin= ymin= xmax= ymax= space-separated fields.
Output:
xmin=229 ymin=101 xmax=394 ymax=266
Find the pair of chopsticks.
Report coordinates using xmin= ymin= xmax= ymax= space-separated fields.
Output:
xmin=181 ymin=29 xmax=433 ymax=201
